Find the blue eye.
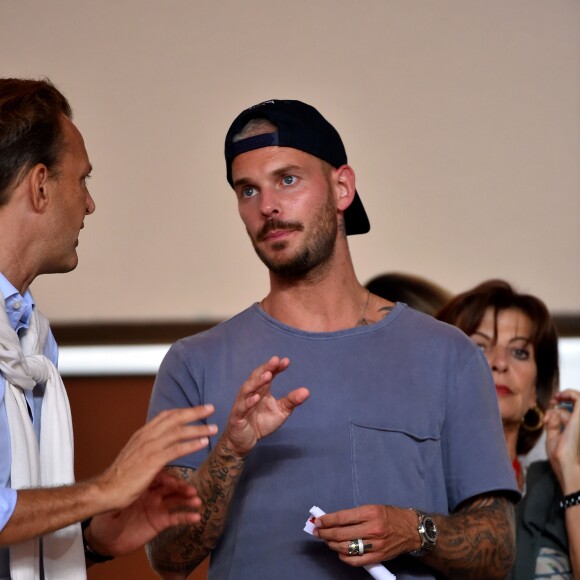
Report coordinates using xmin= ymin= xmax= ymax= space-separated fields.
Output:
xmin=282 ymin=175 xmax=297 ymax=186
xmin=241 ymin=186 xmax=258 ymax=198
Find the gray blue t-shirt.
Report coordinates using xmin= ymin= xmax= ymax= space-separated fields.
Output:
xmin=148 ymin=302 xmax=519 ymax=580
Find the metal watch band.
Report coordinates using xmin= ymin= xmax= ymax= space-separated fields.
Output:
xmin=408 ymin=510 xmax=437 ymax=558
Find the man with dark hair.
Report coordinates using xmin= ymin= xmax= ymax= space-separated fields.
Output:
xmin=0 ymin=77 xmax=219 ymax=579
xmin=148 ymin=100 xmax=520 ymax=579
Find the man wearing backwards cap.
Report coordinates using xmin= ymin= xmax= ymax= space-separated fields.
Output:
xmin=148 ymin=100 xmax=519 ymax=579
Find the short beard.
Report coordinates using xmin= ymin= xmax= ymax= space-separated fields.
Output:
xmin=250 ymin=188 xmax=338 ymax=279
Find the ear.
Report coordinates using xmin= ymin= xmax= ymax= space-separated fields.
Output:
xmin=333 ymin=164 xmax=356 ymax=212
xmin=28 ymin=164 xmax=51 ymax=213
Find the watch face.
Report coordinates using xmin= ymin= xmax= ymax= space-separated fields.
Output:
xmin=424 ymin=518 xmax=437 ymax=542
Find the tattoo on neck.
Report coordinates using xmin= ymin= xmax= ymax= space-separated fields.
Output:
xmin=378 ymin=305 xmax=394 ymax=319
xmin=357 ymin=302 xmax=394 ymax=327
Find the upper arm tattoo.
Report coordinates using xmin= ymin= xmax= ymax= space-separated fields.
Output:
xmin=429 ymin=493 xmax=515 ymax=580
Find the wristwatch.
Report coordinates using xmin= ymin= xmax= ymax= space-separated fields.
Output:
xmin=408 ymin=510 xmax=437 ymax=557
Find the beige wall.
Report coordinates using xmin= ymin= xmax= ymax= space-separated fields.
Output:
xmin=1 ymin=0 xmax=579 ymax=322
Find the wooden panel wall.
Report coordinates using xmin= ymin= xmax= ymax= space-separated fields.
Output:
xmin=66 ymin=375 xmax=209 ymax=580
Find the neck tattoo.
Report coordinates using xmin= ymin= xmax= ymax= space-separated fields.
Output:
xmin=261 ymin=290 xmax=373 ymax=327
xmin=358 ymin=289 xmax=371 ymax=326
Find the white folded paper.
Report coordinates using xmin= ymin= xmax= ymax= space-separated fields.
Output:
xmin=303 ymin=505 xmax=396 ymax=580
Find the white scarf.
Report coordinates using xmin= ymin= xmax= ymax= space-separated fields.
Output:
xmin=0 ymin=294 xmax=85 ymax=580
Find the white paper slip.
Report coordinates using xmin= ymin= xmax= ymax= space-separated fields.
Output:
xmin=304 ymin=505 xmax=397 ymax=580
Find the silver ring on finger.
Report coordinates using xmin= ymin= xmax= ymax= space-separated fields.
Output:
xmin=347 ymin=538 xmax=365 ymax=556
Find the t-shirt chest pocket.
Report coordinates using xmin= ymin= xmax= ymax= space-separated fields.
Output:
xmin=349 ymin=421 xmax=441 ymax=508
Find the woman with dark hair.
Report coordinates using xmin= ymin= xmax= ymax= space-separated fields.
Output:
xmin=437 ymin=279 xmax=579 ymax=579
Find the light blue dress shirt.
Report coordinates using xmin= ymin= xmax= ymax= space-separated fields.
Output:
xmin=0 ymin=273 xmax=57 ymax=579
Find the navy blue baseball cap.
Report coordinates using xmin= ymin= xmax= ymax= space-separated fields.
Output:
xmin=224 ymin=99 xmax=370 ymax=235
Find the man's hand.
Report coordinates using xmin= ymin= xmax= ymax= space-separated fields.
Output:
xmin=86 ymin=471 xmax=204 ymax=558
xmin=313 ymin=495 xmax=516 ymax=580
xmin=0 ymin=405 xmax=217 ymax=549
xmin=148 ymin=356 xmax=310 ymax=577
xmin=222 ymin=356 xmax=310 ymax=458
xmin=313 ymin=504 xmax=418 ymax=566
xmin=93 ymin=404 xmax=217 ymax=514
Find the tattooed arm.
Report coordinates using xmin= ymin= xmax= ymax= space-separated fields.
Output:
xmin=426 ymin=493 xmax=515 ymax=579
xmin=147 ymin=356 xmax=310 ymax=579
xmin=314 ymin=493 xmax=515 ymax=580
xmin=146 ymin=445 xmax=244 ymax=578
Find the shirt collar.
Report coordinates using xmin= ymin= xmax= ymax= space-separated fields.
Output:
xmin=0 ymin=272 xmax=35 ymax=333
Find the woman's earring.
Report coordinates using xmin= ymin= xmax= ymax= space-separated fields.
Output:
xmin=521 ymin=405 xmax=544 ymax=432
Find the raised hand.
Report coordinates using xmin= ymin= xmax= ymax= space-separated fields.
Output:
xmin=223 ymin=356 xmax=310 ymax=458
xmin=147 ymin=357 xmax=310 ymax=576
xmin=545 ymin=389 xmax=580 ymax=493
xmin=0 ymin=405 xmax=218 ymax=551
xmin=94 ymin=404 xmax=218 ymax=513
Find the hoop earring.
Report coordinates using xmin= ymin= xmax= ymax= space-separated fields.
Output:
xmin=521 ymin=405 xmax=544 ymax=432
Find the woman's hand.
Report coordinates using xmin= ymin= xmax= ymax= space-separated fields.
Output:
xmin=545 ymin=389 xmax=580 ymax=494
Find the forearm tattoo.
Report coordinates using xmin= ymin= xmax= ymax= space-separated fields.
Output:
xmin=428 ymin=494 xmax=515 ymax=580
xmin=149 ymin=444 xmax=246 ymax=574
